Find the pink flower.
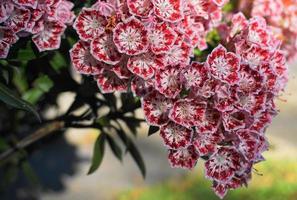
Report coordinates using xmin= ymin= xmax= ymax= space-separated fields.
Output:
xmin=127 ymin=53 xmax=164 ymax=79
xmin=90 ymin=32 xmax=122 ymax=65
xmin=207 ymin=44 xmax=240 ymax=85
xmin=113 ymin=17 xmax=149 ymax=55
xmin=168 ymin=145 xmax=199 ymax=169
xmin=152 ymin=0 xmax=183 ymax=23
xmin=32 ymin=21 xmax=66 ymax=52
xmin=141 ymin=90 xmax=174 ymax=126
xmin=205 ymin=146 xmax=243 ymax=183
xmin=154 ymin=65 xmax=183 ymax=98
xmin=192 ymin=129 xmax=223 ymax=155
xmin=95 ymin=70 xmax=129 ymax=93
xmin=127 ymin=0 xmax=153 ymax=17
xmin=160 ymin=121 xmax=193 ymax=149
xmin=70 ymin=40 xmax=105 ymax=75
xmin=169 ymin=99 xmax=207 ymax=128
xmin=0 ymin=27 xmax=18 ymax=58
xmin=148 ymin=23 xmax=177 ymax=54
xmin=73 ymin=8 xmax=107 ymax=41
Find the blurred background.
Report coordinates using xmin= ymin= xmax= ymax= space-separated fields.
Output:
xmin=5 ymin=62 xmax=293 ymax=200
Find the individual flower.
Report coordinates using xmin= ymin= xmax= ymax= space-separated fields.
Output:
xmin=113 ymin=17 xmax=149 ymax=55
xmin=73 ymin=8 xmax=107 ymax=41
xmin=152 ymin=0 xmax=183 ymax=23
xmin=0 ymin=27 xmax=18 ymax=58
xmin=148 ymin=22 xmax=177 ymax=54
xmin=168 ymin=145 xmax=199 ymax=169
xmin=169 ymin=99 xmax=207 ymax=128
xmin=32 ymin=21 xmax=66 ymax=52
xmin=95 ymin=70 xmax=129 ymax=93
xmin=160 ymin=121 xmax=193 ymax=149
xmin=182 ymin=62 xmax=209 ymax=90
xmin=192 ymin=129 xmax=223 ymax=155
xmin=90 ymin=32 xmax=122 ymax=65
xmin=207 ymin=44 xmax=240 ymax=85
xmin=142 ymin=90 xmax=173 ymax=126
xmin=127 ymin=0 xmax=153 ymax=17
xmin=127 ymin=53 xmax=164 ymax=79
xmin=205 ymin=146 xmax=243 ymax=183
xmin=70 ymin=40 xmax=105 ymax=75
xmin=154 ymin=65 xmax=183 ymax=98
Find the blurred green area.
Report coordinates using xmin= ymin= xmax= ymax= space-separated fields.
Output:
xmin=117 ymin=158 xmax=297 ymax=200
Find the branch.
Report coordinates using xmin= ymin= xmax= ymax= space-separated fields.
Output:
xmin=0 ymin=121 xmax=65 ymax=163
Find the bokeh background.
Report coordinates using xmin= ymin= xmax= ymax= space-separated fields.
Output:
xmin=4 ymin=63 xmax=297 ymax=200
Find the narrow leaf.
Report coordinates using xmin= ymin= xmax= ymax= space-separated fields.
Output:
xmin=148 ymin=126 xmax=160 ymax=136
xmin=114 ymin=127 xmax=146 ymax=178
xmin=106 ymin=134 xmax=122 ymax=161
xmin=0 ymin=82 xmax=40 ymax=121
xmin=127 ymin=139 xmax=146 ymax=178
xmin=88 ymin=133 xmax=106 ymax=175
xmin=21 ymin=161 xmax=40 ymax=186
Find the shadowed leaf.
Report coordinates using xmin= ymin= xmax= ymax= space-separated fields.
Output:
xmin=0 ymin=82 xmax=40 ymax=121
xmin=88 ymin=133 xmax=106 ymax=175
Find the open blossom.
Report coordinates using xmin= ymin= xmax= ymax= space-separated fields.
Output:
xmin=69 ymin=0 xmax=288 ymax=199
xmin=0 ymin=0 xmax=75 ymax=58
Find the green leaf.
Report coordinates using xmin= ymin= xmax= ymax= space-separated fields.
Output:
xmin=148 ymin=126 xmax=159 ymax=136
xmin=0 ymin=82 xmax=40 ymax=121
xmin=17 ymin=42 xmax=36 ymax=61
xmin=88 ymin=133 xmax=106 ymax=175
xmin=194 ymin=49 xmax=203 ymax=57
xmin=23 ymin=75 xmax=54 ymax=104
xmin=22 ymin=88 xmax=43 ymax=104
xmin=50 ymin=52 xmax=67 ymax=73
xmin=126 ymin=138 xmax=146 ymax=178
xmin=106 ymin=134 xmax=122 ymax=161
xmin=0 ymin=137 xmax=9 ymax=151
xmin=114 ymin=127 xmax=146 ymax=178
xmin=21 ymin=161 xmax=40 ymax=186
xmin=33 ymin=75 xmax=53 ymax=92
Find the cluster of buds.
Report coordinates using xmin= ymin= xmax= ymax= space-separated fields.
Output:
xmin=239 ymin=0 xmax=297 ymax=62
xmin=0 ymin=0 xmax=75 ymax=58
xmin=69 ymin=0 xmax=288 ymax=198
xmin=70 ymin=0 xmax=228 ymax=93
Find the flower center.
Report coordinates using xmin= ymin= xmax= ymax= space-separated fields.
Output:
xmin=214 ymin=56 xmax=229 ymax=77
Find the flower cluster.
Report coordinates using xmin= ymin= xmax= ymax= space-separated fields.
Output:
xmin=0 ymin=0 xmax=75 ymax=58
xmin=70 ymin=0 xmax=228 ymax=93
xmin=239 ymin=0 xmax=297 ymax=62
xmin=143 ymin=13 xmax=288 ymax=198
xmin=69 ymin=0 xmax=288 ymax=198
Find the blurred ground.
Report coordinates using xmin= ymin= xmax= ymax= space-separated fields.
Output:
xmin=42 ymin=64 xmax=297 ymax=200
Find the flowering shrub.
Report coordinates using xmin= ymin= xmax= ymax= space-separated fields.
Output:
xmin=0 ymin=0 xmax=292 ymax=199
xmin=0 ymin=0 xmax=75 ymax=58
xmin=239 ymin=0 xmax=297 ymax=62
xmin=68 ymin=0 xmax=289 ymax=198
